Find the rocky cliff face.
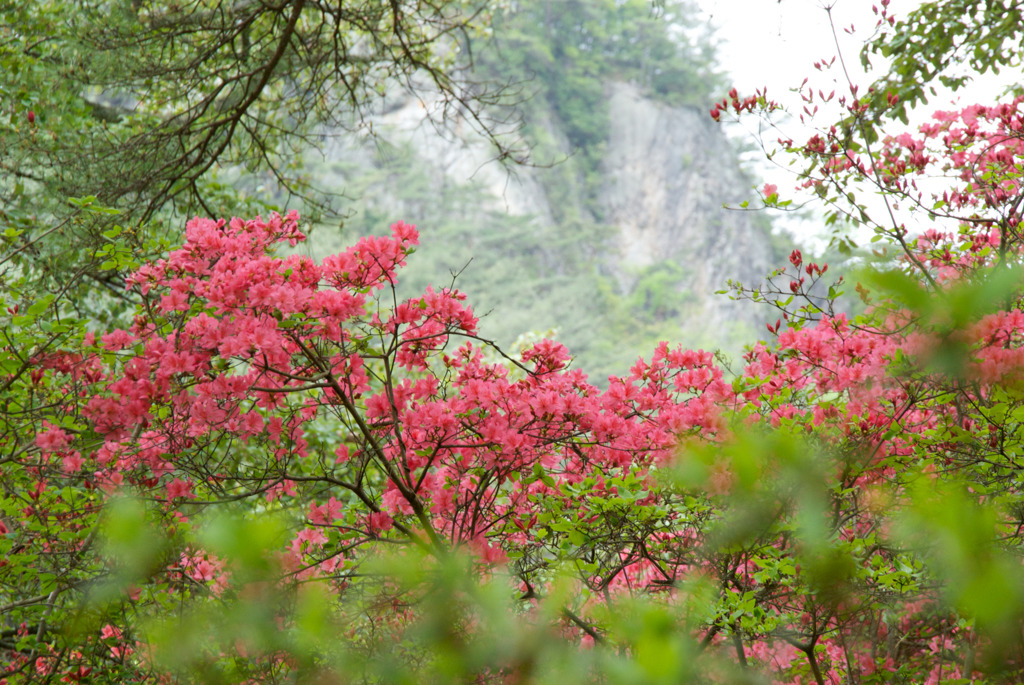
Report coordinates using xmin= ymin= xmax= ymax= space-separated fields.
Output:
xmin=311 ymin=80 xmax=776 ymax=374
xmin=600 ymin=82 xmax=774 ymax=331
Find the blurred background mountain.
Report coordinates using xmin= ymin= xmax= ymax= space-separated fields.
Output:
xmin=299 ymin=0 xmax=781 ymax=381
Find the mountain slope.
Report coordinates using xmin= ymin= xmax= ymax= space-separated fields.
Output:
xmin=303 ymin=78 xmax=775 ymax=380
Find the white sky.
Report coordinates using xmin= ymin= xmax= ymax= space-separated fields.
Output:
xmin=694 ymin=0 xmax=1020 ymax=248
xmin=699 ymin=0 xmax=1016 ymax=102
xmin=698 ymin=0 xmax=872 ymax=98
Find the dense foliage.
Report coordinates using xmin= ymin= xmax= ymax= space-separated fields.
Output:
xmin=5 ymin=87 xmax=1024 ymax=679
xmin=0 ymin=0 xmax=503 ymax=300
xmin=5 ymin=1 xmax=1024 ymax=683
xmin=861 ymin=0 xmax=1023 ymax=130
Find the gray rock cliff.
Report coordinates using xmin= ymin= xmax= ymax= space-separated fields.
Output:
xmin=600 ymin=82 xmax=774 ymax=332
xmin=309 ymin=81 xmax=776 ymax=374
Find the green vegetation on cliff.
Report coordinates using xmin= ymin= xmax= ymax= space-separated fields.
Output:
xmin=304 ymin=0 xmax=761 ymax=381
xmin=479 ymin=0 xmax=723 ymax=217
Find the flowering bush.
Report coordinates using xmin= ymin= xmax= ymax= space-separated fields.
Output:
xmin=5 ymin=22 xmax=1024 ymax=684
xmin=1 ymin=176 xmax=1023 ymax=683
